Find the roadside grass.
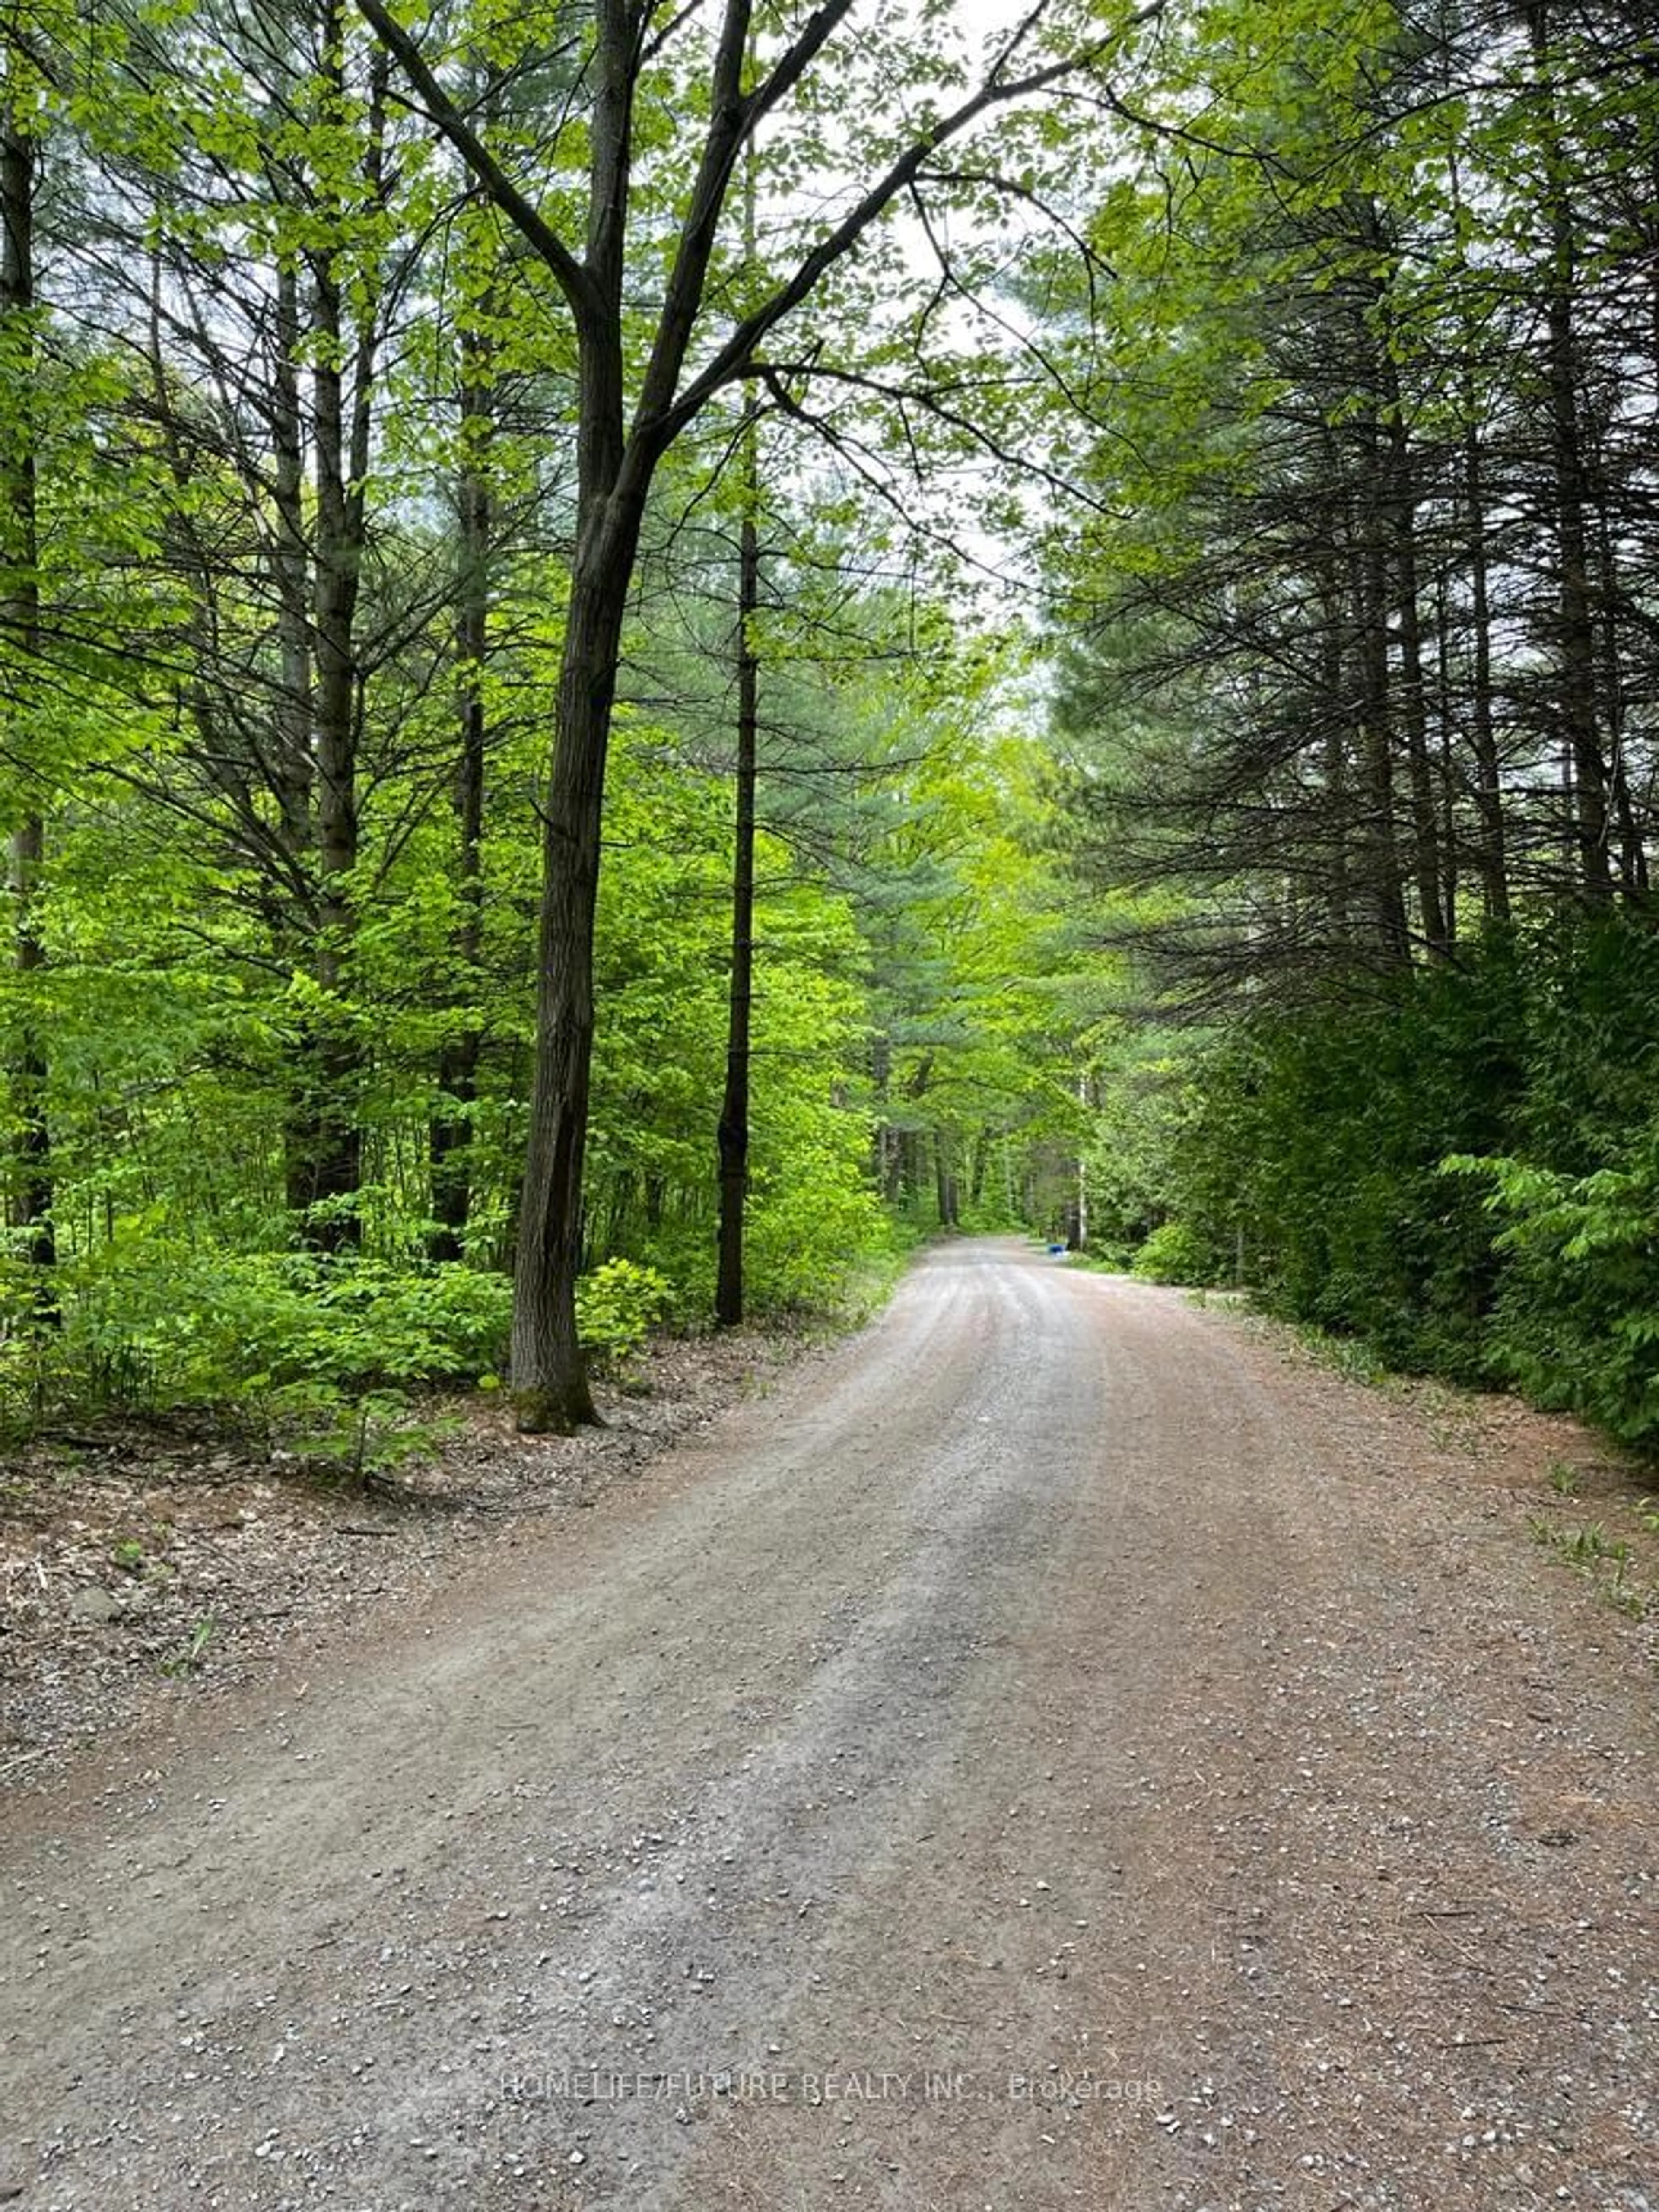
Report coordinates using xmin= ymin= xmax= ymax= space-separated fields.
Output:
xmin=1528 ymin=1513 xmax=1656 ymax=1624
xmin=1517 ymin=1459 xmax=1659 ymax=1634
xmin=1062 ymin=1246 xmax=1128 ymax=1274
xmin=1282 ymin=1320 xmax=1421 ymax=1397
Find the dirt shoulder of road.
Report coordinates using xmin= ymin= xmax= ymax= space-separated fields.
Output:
xmin=0 ymin=1322 xmax=821 ymax=1793
xmin=1225 ymin=1297 xmax=1659 ymax=1654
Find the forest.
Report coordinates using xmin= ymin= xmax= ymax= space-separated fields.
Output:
xmin=2 ymin=0 xmax=1656 ymax=1456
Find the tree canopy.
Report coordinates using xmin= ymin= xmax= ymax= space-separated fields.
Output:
xmin=3 ymin=0 xmax=1657 ymax=1461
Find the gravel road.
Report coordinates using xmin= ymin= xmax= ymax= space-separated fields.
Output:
xmin=3 ymin=1239 xmax=1656 ymax=2212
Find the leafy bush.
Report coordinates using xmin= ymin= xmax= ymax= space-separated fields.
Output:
xmin=0 ymin=1245 xmax=512 ymax=1435
xmin=1448 ymin=1131 xmax=1659 ymax=1451
xmin=745 ymin=1172 xmax=894 ymax=1314
xmin=588 ymin=1131 xmax=897 ymax=1325
xmin=575 ymin=1257 xmax=671 ymax=1367
xmin=1130 ymin=1219 xmax=1217 ymax=1285
xmin=1157 ymin=911 xmax=1659 ymax=1451
xmin=261 ymin=1383 xmax=462 ymax=1482
xmin=1170 ymin=932 xmax=1525 ymax=1378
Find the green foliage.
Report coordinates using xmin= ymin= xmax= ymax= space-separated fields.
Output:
xmin=1130 ymin=1219 xmax=1218 ymax=1287
xmin=0 ymin=1247 xmax=511 ymax=1435
xmin=159 ymin=1615 xmax=216 ymax=1679
xmin=1531 ymin=1516 xmax=1652 ymax=1622
xmin=0 ymin=0 xmax=1167 ymax=1433
xmin=264 ymin=1386 xmax=462 ymax=1485
xmin=1078 ymin=1026 xmax=1208 ymax=1261
xmin=747 ymin=1171 xmax=895 ymax=1315
xmin=1144 ymin=914 xmax=1659 ymax=1454
xmin=1169 ymin=933 xmax=1528 ymax=1380
xmin=1036 ymin=0 xmax=1659 ymax=1474
xmin=575 ymin=1258 xmax=671 ymax=1369
xmin=1448 ymin=1125 xmax=1659 ymax=1449
xmin=1439 ymin=915 xmax=1659 ymax=1450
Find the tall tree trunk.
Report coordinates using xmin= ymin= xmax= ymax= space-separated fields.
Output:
xmin=1383 ymin=401 xmax=1448 ymax=955
xmin=272 ymin=249 xmax=331 ymax=1238
xmin=1591 ymin=503 xmax=1648 ymax=898
xmin=7 ymin=821 xmax=53 ymax=1286
xmin=1433 ymin=573 xmax=1459 ymax=949
xmin=272 ymin=258 xmax=315 ymax=862
xmin=1348 ymin=454 xmax=1410 ymax=966
xmin=1361 ymin=226 xmax=1447 ymax=959
xmin=430 ymin=320 xmax=492 ymax=1261
xmin=287 ymin=26 xmax=384 ymax=1252
xmin=509 ymin=489 xmax=643 ymax=1430
xmin=933 ymin=1133 xmax=957 ymax=1229
xmin=1445 ymin=146 xmax=1511 ymax=927
xmin=1462 ymin=417 xmax=1511 ymax=921
xmin=969 ymin=1126 xmax=991 ymax=1210
xmin=871 ymin=1034 xmax=900 ymax=1203
xmin=507 ymin=0 xmax=644 ymax=1432
xmin=1072 ymin=1070 xmax=1089 ymax=1252
xmin=1 ymin=101 xmax=54 ymax=1306
xmin=287 ymin=280 xmax=365 ymax=1249
xmin=1528 ymin=1 xmax=1611 ymax=898
xmin=1315 ymin=540 xmax=1351 ymax=944
xmin=715 ymin=411 xmax=760 ymax=1328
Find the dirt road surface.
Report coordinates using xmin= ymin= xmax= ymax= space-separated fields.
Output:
xmin=3 ymin=1240 xmax=1656 ymax=2211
